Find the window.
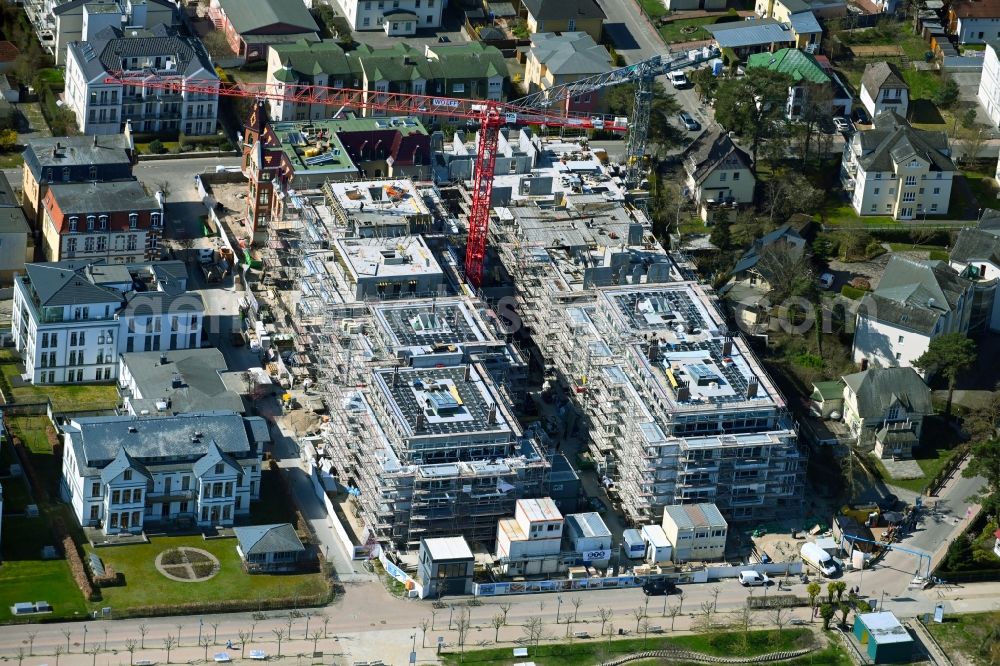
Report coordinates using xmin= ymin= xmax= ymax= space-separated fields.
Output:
xmin=873 ymin=188 xmax=880 ymax=195
xmin=85 ymin=238 xmax=95 ymax=252
xmin=452 ymin=83 xmax=465 ymax=93
xmin=89 ymin=166 xmax=97 ymax=180
xmin=931 ymin=203 xmax=938 ymax=211
xmin=215 ymin=463 xmax=224 ymax=474
xmin=70 ymin=332 xmax=77 ymax=346
xmin=719 ymin=172 xmax=727 ymax=182
xmin=123 ymin=470 xmax=132 ymax=481
xmin=732 ymin=172 xmax=740 ymax=181
xmin=895 ymin=352 xmax=902 ymax=360
xmin=69 ymin=216 xmax=78 ymax=232
xmin=92 ymin=482 xmax=101 ymax=497
xmin=875 ymin=172 xmax=881 ymax=179
xmin=86 ymin=215 xmax=96 ymax=231
xmin=898 ymin=335 xmax=904 ymax=343
xmin=112 ymin=490 xmax=121 ymax=504
xmin=933 ymin=187 xmax=940 ymax=195
xmin=363 ymin=16 xmax=370 ymax=25
xmin=902 ymin=191 xmax=916 ymax=202
xmin=90 ymin=506 xmax=99 ymax=520
xmin=905 ymin=175 xmax=917 ymax=186
xmin=62 ymin=167 xmax=70 ymax=182
xmin=870 ymin=204 xmax=877 ymax=212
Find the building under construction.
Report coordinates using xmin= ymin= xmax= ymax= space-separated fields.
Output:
xmin=490 ymin=201 xmax=806 ymax=526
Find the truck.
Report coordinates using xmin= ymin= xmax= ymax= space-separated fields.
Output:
xmin=801 ymin=542 xmax=838 ymax=577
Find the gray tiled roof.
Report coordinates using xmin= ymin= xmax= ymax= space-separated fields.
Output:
xmin=234 ymin=523 xmax=304 ymax=556
xmin=842 ymin=366 xmax=932 ymax=420
xmin=22 ymin=135 xmax=133 ymax=176
xmin=529 ymin=32 xmax=611 ymax=76
xmin=216 ymin=0 xmax=319 ymax=36
xmin=68 ymin=24 xmax=216 ymax=83
xmin=861 ymin=61 xmax=908 ymax=99
xmin=950 ymin=215 xmax=1000 ymax=265
xmin=732 ymin=223 xmax=804 ymax=274
xmin=855 ymin=112 xmax=954 ymax=173
xmin=23 ymin=261 xmax=124 ymax=307
xmin=858 ymin=254 xmax=969 ymax=333
xmin=682 ymin=127 xmax=753 ymax=184
xmin=122 ymin=349 xmax=245 ymax=416
xmin=99 ymin=447 xmax=152 ymax=484
xmin=521 ymin=0 xmax=606 ymax=20
xmin=47 ymin=181 xmax=158 ymax=214
xmin=0 ymin=207 xmax=29 ymax=235
xmin=191 ymin=439 xmax=243 ymax=479
xmin=707 ymin=18 xmax=794 ymax=48
xmin=66 ymin=411 xmax=269 ymax=469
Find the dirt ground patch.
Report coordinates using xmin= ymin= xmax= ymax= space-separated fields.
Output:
xmin=847 ymin=45 xmax=904 ymax=57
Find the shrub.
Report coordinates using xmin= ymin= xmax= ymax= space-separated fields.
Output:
xmin=848 ymin=277 xmax=871 ymax=291
xmin=148 ymin=139 xmax=167 ymax=154
xmin=51 ymin=518 xmax=101 ymax=602
xmin=793 ymin=353 xmax=824 ymax=369
xmin=841 ymin=285 xmax=865 ymax=300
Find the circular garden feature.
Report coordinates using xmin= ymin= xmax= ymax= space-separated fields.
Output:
xmin=155 ymin=547 xmax=220 ymax=582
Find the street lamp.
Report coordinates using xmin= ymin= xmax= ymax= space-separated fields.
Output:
xmin=556 ymin=596 xmax=563 ymax=624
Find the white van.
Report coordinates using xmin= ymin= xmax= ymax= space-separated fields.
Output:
xmin=738 ymin=571 xmax=767 ymax=587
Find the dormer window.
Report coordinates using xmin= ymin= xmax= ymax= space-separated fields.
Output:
xmin=62 ymin=167 xmax=70 ymax=182
xmin=150 ymin=212 xmax=161 ymax=228
xmin=89 ymin=166 xmax=97 ymax=180
xmin=69 ymin=216 xmax=78 ymax=232
xmin=129 ymin=213 xmax=138 ymax=229
xmin=99 ymin=214 xmax=108 ymax=230
xmin=87 ymin=215 xmax=96 ymax=230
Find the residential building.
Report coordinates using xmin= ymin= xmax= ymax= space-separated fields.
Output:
xmin=118 ymin=348 xmax=245 ymax=416
xmin=706 ymin=18 xmax=796 ymax=58
xmin=680 ymin=127 xmax=756 ymax=221
xmin=525 ymin=33 xmax=612 ymax=114
xmin=331 ymin=236 xmax=445 ymax=301
xmin=977 ymin=42 xmax=1000 ymax=127
xmin=207 ymin=0 xmax=320 ymax=61
xmin=661 ymin=503 xmax=728 ymax=563
xmin=948 ymin=0 xmax=1000 ymax=44
xmin=842 ymin=366 xmax=932 ymax=457
xmin=60 ymin=411 xmax=268 ymax=534
xmin=853 ymin=613 xmax=915 ymax=664
xmin=860 ymin=62 xmax=909 ymax=119
xmin=435 ymin=127 xmax=539 ymax=182
xmin=0 ymin=190 xmax=33 ymax=284
xmin=234 ymin=524 xmax=307 ymax=572
xmin=334 ymin=0 xmax=444 ymax=32
xmin=840 ymin=112 xmax=954 ymax=220
xmin=12 ymin=260 xmax=204 ymax=384
xmin=64 ymin=25 xmax=219 ymax=136
xmin=852 ymin=254 xmax=973 ymax=370
xmin=266 ymin=41 xmax=508 ymax=122
xmin=418 ymin=537 xmax=475 ymax=597
xmin=949 ymin=211 xmax=1000 ymax=332
xmin=40 ymin=180 xmax=164 ymax=264
xmin=240 ymin=102 xmax=431 ymax=238
xmin=564 ymin=512 xmax=612 ymax=567
xmin=729 ymin=224 xmax=807 ymax=290
xmin=809 ymin=380 xmax=844 ymax=419
xmin=755 ymin=0 xmax=846 ymax=20
xmin=51 ymin=0 xmax=176 ymax=66
xmin=21 ymin=133 xmax=136 ymax=229
xmin=746 ymin=48 xmax=853 ymax=118
xmin=490 ymin=204 xmax=807 ymax=525
xmin=520 ymin=0 xmax=606 ymax=42
xmin=325 ymin=361 xmax=551 ymax=550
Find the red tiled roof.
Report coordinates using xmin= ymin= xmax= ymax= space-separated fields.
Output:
xmin=951 ymin=0 xmax=1000 ymax=18
xmin=0 ymin=41 xmax=20 ymax=63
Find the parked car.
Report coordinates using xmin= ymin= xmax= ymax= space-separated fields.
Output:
xmin=679 ymin=111 xmax=700 ymax=131
xmin=738 ymin=571 xmax=768 ymax=587
xmin=832 ymin=116 xmax=853 ymax=134
xmin=669 ymin=71 xmax=690 ymax=89
xmin=818 ymin=272 xmax=835 ymax=290
xmin=643 ymin=579 xmax=678 ymax=596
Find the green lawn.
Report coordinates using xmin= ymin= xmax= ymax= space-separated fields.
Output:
xmin=903 ymin=69 xmax=943 ymax=102
xmin=876 ymin=423 xmax=961 ymax=492
xmin=626 ymin=644 xmax=852 ymax=666
xmin=963 ymin=169 xmax=1000 ymax=210
xmin=887 ymin=243 xmax=949 ymax=253
xmin=818 ymin=203 xmax=901 ymax=228
xmin=639 ymin=0 xmax=667 ymax=20
xmin=443 ymin=628 xmax=816 ymax=666
xmin=0 ymin=515 xmax=88 ymax=622
xmin=6 ymin=414 xmax=63 ymax=498
xmin=0 ymin=350 xmax=119 ymax=412
xmin=87 ymin=534 xmax=329 ymax=613
xmin=659 ymin=16 xmax=720 ymax=43
xmin=923 ymin=612 xmax=1000 ymax=665
xmin=0 ymin=152 xmax=24 ymax=168
xmin=134 ymin=141 xmax=181 ymax=155
xmin=0 ymin=475 xmax=33 ymax=513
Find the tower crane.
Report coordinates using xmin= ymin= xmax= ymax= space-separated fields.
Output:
xmin=105 ymin=46 xmax=715 ymax=286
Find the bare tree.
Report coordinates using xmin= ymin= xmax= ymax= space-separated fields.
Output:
xmin=572 ymin=597 xmax=583 ymax=623
xmin=667 ymin=602 xmax=682 ymax=631
xmin=175 ymin=625 xmax=184 ymax=647
xmin=322 ymin=614 xmax=331 ymax=639
xmin=310 ymin=630 xmax=322 ymax=654
xmin=419 ymin=618 xmax=430 ymax=648
xmin=523 ymin=616 xmax=544 ymax=647
xmin=88 ymin=646 xmax=101 ymax=666
xmin=431 ymin=609 xmax=438 ymax=631
xmin=677 ymin=590 xmax=686 ymax=615
xmin=54 ymin=645 xmax=64 ymax=666
xmin=695 ymin=600 xmax=716 ymax=633
xmin=272 ymin=629 xmax=286 ymax=658
xmin=250 ymin=621 xmax=257 ymax=644
xmin=456 ymin=609 xmax=472 ymax=657
xmin=304 ymin=611 xmax=313 ymax=639
xmin=733 ymin=605 xmax=756 ymax=654
xmin=15 ymin=647 xmax=25 ymax=666
xmin=598 ymin=607 xmax=614 ymax=636
xmin=632 ymin=606 xmax=647 ymax=633
xmin=102 ymin=627 xmax=109 ymax=650
xmin=124 ymin=639 xmax=137 ymax=666
xmin=640 ymin=619 xmax=651 ymax=649
xmin=210 ymin=622 xmax=220 ymax=644
xmin=499 ymin=602 xmax=512 ymax=625
xmin=26 ymin=632 xmax=37 ymax=656
xmin=237 ymin=630 xmax=250 ymax=659
xmin=491 ymin=614 xmax=505 ymax=643
xmin=62 ymin=630 xmax=72 ymax=654
xmin=138 ymin=624 xmax=149 ymax=650
xmin=770 ymin=598 xmax=792 ymax=637
xmin=200 ymin=637 xmax=211 ymax=661
xmin=162 ymin=635 xmax=177 ymax=664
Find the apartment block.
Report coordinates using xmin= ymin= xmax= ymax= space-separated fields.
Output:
xmin=12 ymin=260 xmax=204 ymax=384
xmin=60 ymin=411 xmax=267 ymax=534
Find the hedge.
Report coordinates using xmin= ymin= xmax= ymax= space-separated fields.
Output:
xmin=52 ymin=517 xmax=101 ymax=602
xmin=840 ymin=285 xmax=866 ymax=300
xmin=108 ymin=589 xmax=334 ymax=619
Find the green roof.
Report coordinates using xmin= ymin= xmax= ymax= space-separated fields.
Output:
xmin=217 ymin=0 xmax=319 ymax=36
xmin=811 ymin=380 xmax=844 ymax=402
xmin=271 ymin=40 xmax=508 ymax=90
xmin=746 ymin=48 xmax=830 ymax=85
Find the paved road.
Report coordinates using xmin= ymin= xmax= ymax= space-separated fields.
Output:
xmin=596 ymin=0 xmax=666 ymax=64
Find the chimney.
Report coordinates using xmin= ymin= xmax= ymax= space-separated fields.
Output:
xmin=487 ymin=403 xmax=497 ymax=424
xmin=747 ymin=378 xmax=759 ymax=399
xmin=676 ymin=384 xmax=690 ymax=402
xmin=722 ymin=338 xmax=733 ymax=356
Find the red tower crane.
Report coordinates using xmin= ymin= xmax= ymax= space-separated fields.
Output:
xmin=104 ymin=76 xmax=627 ymax=286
